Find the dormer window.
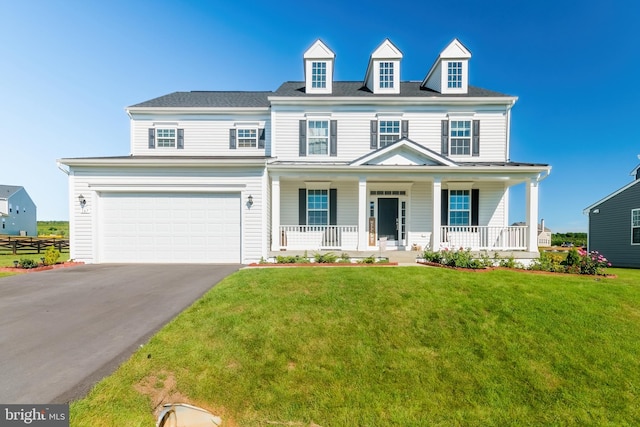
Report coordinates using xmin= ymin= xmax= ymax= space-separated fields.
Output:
xmin=312 ymin=62 xmax=327 ymax=89
xmin=422 ymin=38 xmax=471 ymax=94
xmin=379 ymin=62 xmax=394 ymax=89
xmin=364 ymin=39 xmax=402 ymax=94
xmin=447 ymin=61 xmax=463 ymax=89
xmin=304 ymin=40 xmax=335 ymax=94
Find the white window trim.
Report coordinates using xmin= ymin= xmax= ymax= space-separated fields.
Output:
xmin=311 ymin=61 xmax=327 ymax=89
xmin=441 ymin=60 xmax=468 ymax=94
xmin=449 ymin=189 xmax=471 ymax=226
xmin=374 ymin=60 xmax=400 ymax=93
xmin=632 ymin=208 xmax=640 ymax=245
xmin=236 ymin=128 xmax=258 ymax=148
xmin=307 ymin=188 xmax=329 ymax=226
xmin=306 ymin=117 xmax=330 ymax=156
xmin=447 ymin=116 xmax=475 ymax=157
xmin=155 ymin=127 xmax=177 ymax=148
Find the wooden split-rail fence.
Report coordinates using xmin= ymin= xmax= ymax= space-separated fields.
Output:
xmin=0 ymin=236 xmax=70 ymax=255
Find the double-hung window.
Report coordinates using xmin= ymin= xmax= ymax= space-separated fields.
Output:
xmin=450 ymin=120 xmax=471 ymax=155
xmin=311 ymin=62 xmax=327 ymax=89
xmin=237 ymin=129 xmax=257 ymax=148
xmin=448 ymin=61 xmax=463 ymax=88
xmin=633 ymin=209 xmax=640 ymax=244
xmin=156 ymin=128 xmax=176 ymax=148
xmin=449 ymin=190 xmax=470 ymax=226
xmin=379 ymin=120 xmax=400 ymax=147
xmin=308 ymin=189 xmax=328 ymax=225
xmin=379 ymin=62 xmax=394 ymax=89
xmin=308 ymin=120 xmax=329 ymax=155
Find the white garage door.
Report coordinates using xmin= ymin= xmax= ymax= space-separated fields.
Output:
xmin=99 ymin=192 xmax=241 ymax=263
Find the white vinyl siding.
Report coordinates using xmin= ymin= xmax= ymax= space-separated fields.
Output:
xmin=272 ymin=109 xmax=509 ymax=163
xmin=67 ymin=165 xmax=265 ymax=264
xmin=130 ymin=116 xmax=269 ymax=156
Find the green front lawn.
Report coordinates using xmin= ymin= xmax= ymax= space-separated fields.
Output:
xmin=71 ymin=267 xmax=640 ymax=426
xmin=0 ymin=251 xmax=71 ymax=268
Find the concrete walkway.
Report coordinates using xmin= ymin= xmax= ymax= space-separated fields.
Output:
xmin=0 ymin=263 xmax=240 ymax=404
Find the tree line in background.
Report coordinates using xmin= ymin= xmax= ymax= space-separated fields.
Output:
xmin=37 ymin=221 xmax=69 ymax=237
xmin=550 ymin=232 xmax=587 ymax=247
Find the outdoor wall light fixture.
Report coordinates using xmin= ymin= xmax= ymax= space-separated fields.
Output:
xmin=247 ymin=194 xmax=254 ymax=207
xmin=78 ymin=194 xmax=87 ymax=209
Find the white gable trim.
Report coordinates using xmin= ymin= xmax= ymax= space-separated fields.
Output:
xmin=351 ymin=138 xmax=458 ymax=167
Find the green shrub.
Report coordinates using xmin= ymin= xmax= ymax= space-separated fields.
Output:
xmin=564 ymin=248 xmax=581 ymax=267
xmin=275 ymin=255 xmax=310 ymax=264
xmin=529 ymin=252 xmax=564 ymax=272
xmin=19 ymin=258 xmax=38 ymax=269
xmin=314 ymin=252 xmax=338 ymax=263
xmin=44 ymin=246 xmax=61 ymax=266
xmin=358 ymin=255 xmax=376 ymax=264
xmin=337 ymin=253 xmax=351 ymax=263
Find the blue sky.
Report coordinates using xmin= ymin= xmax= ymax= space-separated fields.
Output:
xmin=1 ymin=0 xmax=639 ymax=232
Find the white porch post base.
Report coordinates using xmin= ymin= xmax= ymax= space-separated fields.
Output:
xmin=431 ymin=178 xmax=441 ymax=251
xmin=358 ymin=176 xmax=368 ymax=250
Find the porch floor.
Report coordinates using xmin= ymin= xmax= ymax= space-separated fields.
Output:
xmin=268 ymin=249 xmax=541 ymax=266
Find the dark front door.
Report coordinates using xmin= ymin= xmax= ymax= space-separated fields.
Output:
xmin=378 ymin=198 xmax=398 ymax=241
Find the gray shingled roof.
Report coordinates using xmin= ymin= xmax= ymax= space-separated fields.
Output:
xmin=273 ymin=81 xmax=511 ymax=97
xmin=0 ymin=185 xmax=23 ymax=199
xmin=129 ymin=81 xmax=511 ymax=108
xmin=129 ymin=91 xmax=272 ymax=108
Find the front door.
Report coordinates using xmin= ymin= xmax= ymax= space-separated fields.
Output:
xmin=378 ymin=198 xmax=398 ymax=243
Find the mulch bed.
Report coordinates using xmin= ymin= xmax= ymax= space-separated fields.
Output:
xmin=417 ymin=261 xmax=617 ymax=278
xmin=0 ymin=261 xmax=84 ymax=274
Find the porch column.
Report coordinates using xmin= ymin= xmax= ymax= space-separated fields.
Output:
xmin=431 ymin=178 xmax=442 ymax=251
xmin=271 ymin=175 xmax=281 ymax=250
xmin=525 ymin=178 xmax=539 ymax=253
xmin=358 ymin=176 xmax=368 ymax=250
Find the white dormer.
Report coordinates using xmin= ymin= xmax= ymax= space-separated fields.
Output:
xmin=304 ymin=40 xmax=335 ymax=94
xmin=364 ymin=39 xmax=403 ymax=94
xmin=422 ymin=38 xmax=472 ymax=94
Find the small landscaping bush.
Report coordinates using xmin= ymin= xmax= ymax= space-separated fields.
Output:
xmin=314 ymin=252 xmax=338 ymax=263
xmin=529 ymin=252 xmax=564 ymax=272
xmin=19 ymin=258 xmax=38 ymax=269
xmin=564 ymin=248 xmax=611 ymax=275
xmin=275 ymin=255 xmax=310 ymax=264
xmin=43 ymin=246 xmax=61 ymax=266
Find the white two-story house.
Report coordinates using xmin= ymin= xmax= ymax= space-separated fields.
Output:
xmin=58 ymin=38 xmax=550 ymax=264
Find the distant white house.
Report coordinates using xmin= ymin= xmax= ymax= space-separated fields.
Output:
xmin=512 ymin=220 xmax=552 ymax=247
xmin=0 ymin=185 xmax=37 ymax=236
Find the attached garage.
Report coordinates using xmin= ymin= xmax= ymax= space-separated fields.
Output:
xmin=98 ymin=192 xmax=241 ymax=263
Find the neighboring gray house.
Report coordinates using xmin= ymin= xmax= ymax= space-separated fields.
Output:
xmin=584 ymin=164 xmax=640 ymax=268
xmin=0 ymin=185 xmax=37 ymax=236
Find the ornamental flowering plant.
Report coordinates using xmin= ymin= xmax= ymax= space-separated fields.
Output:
xmin=565 ymin=248 xmax=611 ymax=275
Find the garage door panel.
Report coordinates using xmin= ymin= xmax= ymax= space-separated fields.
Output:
xmin=99 ymin=192 xmax=241 ymax=263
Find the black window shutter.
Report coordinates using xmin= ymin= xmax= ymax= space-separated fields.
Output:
xmin=329 ymin=189 xmax=337 ymax=225
xmin=148 ymin=128 xmax=155 ymax=149
xmin=472 ymin=120 xmax=480 ymax=157
xmin=370 ymin=120 xmax=378 ymax=149
xmin=441 ymin=120 xmax=449 ymax=155
xmin=298 ymin=189 xmax=307 ymax=225
xmin=471 ymin=189 xmax=479 ymax=226
xmin=299 ymin=120 xmax=307 ymax=156
xmin=177 ymin=128 xmax=184 ymax=149
xmin=258 ymin=128 xmax=265 ymax=149
xmin=229 ymin=129 xmax=236 ymax=149
xmin=330 ymin=120 xmax=337 ymax=157
xmin=441 ymin=189 xmax=449 ymax=226
xmin=401 ymin=120 xmax=409 ymax=139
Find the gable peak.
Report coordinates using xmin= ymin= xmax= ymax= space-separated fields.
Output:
xmin=439 ymin=38 xmax=471 ymax=59
xmin=303 ymin=39 xmax=335 ymax=59
xmin=370 ymin=38 xmax=403 ymax=59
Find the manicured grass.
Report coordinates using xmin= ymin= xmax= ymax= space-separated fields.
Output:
xmin=71 ymin=267 xmax=640 ymax=426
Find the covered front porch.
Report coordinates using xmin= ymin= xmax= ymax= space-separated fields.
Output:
xmin=269 ymin=168 xmax=546 ymax=254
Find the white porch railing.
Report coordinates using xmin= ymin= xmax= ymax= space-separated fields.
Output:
xmin=440 ymin=226 xmax=528 ymax=251
xmin=279 ymin=225 xmax=358 ymax=250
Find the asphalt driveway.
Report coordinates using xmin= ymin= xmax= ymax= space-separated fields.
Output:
xmin=0 ymin=263 xmax=240 ymax=404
